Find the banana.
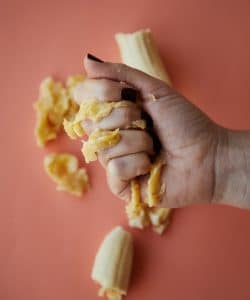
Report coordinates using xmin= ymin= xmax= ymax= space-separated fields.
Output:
xmin=115 ymin=29 xmax=173 ymax=233
xmin=63 ymin=99 xmax=132 ymax=139
xmin=126 ymin=180 xmax=150 ymax=229
xmin=115 ymin=28 xmax=171 ymax=85
xmin=91 ymin=226 xmax=133 ymax=300
xmin=82 ymin=128 xmax=121 ymax=163
xmin=34 ymin=75 xmax=84 ymax=146
xmin=44 ymin=153 xmax=88 ymax=196
xmin=149 ymin=207 xmax=172 ymax=234
xmin=147 ymin=157 xmax=166 ymax=207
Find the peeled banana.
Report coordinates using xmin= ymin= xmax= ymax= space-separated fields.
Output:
xmin=115 ymin=29 xmax=172 ymax=233
xmin=91 ymin=226 xmax=133 ymax=300
xmin=115 ymin=28 xmax=171 ymax=85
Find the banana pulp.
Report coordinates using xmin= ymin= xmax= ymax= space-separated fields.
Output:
xmin=34 ymin=75 xmax=84 ymax=146
xmin=115 ymin=28 xmax=171 ymax=85
xmin=91 ymin=226 xmax=133 ymax=300
xmin=64 ymin=99 xmax=132 ymax=139
xmin=44 ymin=153 xmax=89 ymax=196
xmin=115 ymin=29 xmax=173 ymax=233
xmin=82 ymin=128 xmax=121 ymax=163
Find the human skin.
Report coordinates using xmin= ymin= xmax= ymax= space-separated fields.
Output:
xmin=74 ymin=54 xmax=250 ymax=209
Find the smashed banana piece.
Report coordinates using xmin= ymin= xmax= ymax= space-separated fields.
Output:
xmin=91 ymin=226 xmax=133 ymax=300
xmin=127 ymin=179 xmax=171 ymax=234
xmin=82 ymin=129 xmax=121 ymax=163
xmin=44 ymin=153 xmax=88 ymax=196
xmin=115 ymin=29 xmax=173 ymax=233
xmin=34 ymin=75 xmax=84 ymax=146
xmin=115 ymin=29 xmax=171 ymax=85
xmin=63 ymin=99 xmax=134 ymax=139
xmin=130 ymin=119 xmax=146 ymax=129
xmin=147 ymin=157 xmax=165 ymax=207
xmin=126 ymin=180 xmax=149 ymax=229
xmin=149 ymin=207 xmax=172 ymax=235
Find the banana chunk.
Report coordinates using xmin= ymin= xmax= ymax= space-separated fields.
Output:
xmin=115 ymin=29 xmax=171 ymax=85
xmin=147 ymin=157 xmax=165 ymax=207
xmin=115 ymin=29 xmax=173 ymax=233
xmin=82 ymin=128 xmax=121 ymax=163
xmin=127 ymin=180 xmax=171 ymax=234
xmin=126 ymin=180 xmax=149 ymax=229
xmin=34 ymin=75 xmax=84 ymax=147
xmin=91 ymin=226 xmax=133 ymax=300
xmin=44 ymin=153 xmax=88 ymax=196
xmin=63 ymin=99 xmax=142 ymax=139
xmin=149 ymin=207 xmax=172 ymax=234
xmin=130 ymin=119 xmax=146 ymax=129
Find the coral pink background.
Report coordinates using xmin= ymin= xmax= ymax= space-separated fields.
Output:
xmin=1 ymin=0 xmax=250 ymax=299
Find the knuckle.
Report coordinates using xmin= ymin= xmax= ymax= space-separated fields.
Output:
xmin=73 ymin=84 xmax=84 ymax=102
xmin=139 ymin=131 xmax=152 ymax=147
xmin=113 ymin=63 xmax=125 ymax=74
xmin=99 ymin=79 xmax=112 ymax=96
xmin=107 ymin=158 xmax=124 ymax=178
xmin=136 ymin=153 xmax=151 ymax=175
xmin=122 ymin=107 xmax=139 ymax=124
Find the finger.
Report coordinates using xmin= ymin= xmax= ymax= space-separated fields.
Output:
xmin=84 ymin=54 xmax=173 ymax=99
xmin=73 ymin=78 xmax=138 ymax=104
xmin=98 ymin=130 xmax=154 ymax=166
xmin=106 ymin=152 xmax=151 ymax=201
xmin=82 ymin=104 xmax=141 ymax=135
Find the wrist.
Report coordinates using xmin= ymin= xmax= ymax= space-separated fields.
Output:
xmin=213 ymin=128 xmax=250 ymax=208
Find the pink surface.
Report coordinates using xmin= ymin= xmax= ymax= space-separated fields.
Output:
xmin=1 ymin=0 xmax=250 ymax=299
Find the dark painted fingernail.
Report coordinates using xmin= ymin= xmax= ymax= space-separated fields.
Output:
xmin=121 ymin=88 xmax=138 ymax=102
xmin=87 ymin=53 xmax=104 ymax=63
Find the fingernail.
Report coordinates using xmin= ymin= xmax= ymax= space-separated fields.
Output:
xmin=87 ymin=53 xmax=104 ymax=63
xmin=121 ymin=88 xmax=138 ymax=102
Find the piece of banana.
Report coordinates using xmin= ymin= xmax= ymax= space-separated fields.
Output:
xmin=126 ymin=180 xmax=150 ymax=229
xmin=63 ymin=99 xmax=131 ymax=139
xmin=115 ymin=28 xmax=171 ymax=85
xmin=34 ymin=75 xmax=84 ymax=146
xmin=82 ymin=128 xmax=121 ymax=163
xmin=44 ymin=153 xmax=88 ymax=196
xmin=115 ymin=29 xmax=173 ymax=233
xmin=147 ymin=157 xmax=166 ymax=207
xmin=91 ymin=226 xmax=133 ymax=300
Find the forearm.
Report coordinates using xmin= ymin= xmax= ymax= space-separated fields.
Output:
xmin=214 ymin=129 xmax=250 ymax=208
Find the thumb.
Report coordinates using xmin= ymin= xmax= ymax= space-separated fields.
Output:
xmin=83 ymin=53 xmax=173 ymax=101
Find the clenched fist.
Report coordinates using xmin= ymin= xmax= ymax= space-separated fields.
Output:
xmin=73 ymin=54 xmax=250 ymax=210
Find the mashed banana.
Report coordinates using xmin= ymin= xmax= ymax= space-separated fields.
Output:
xmin=147 ymin=157 xmax=165 ymax=207
xmin=34 ymin=75 xmax=84 ymax=146
xmin=63 ymin=99 xmax=138 ymax=139
xmin=44 ymin=153 xmax=88 ymax=196
xmin=125 ymin=180 xmax=149 ymax=229
xmin=126 ymin=179 xmax=171 ymax=234
xmin=82 ymin=128 xmax=121 ymax=163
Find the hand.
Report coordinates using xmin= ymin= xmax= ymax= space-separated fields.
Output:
xmin=74 ymin=54 xmax=223 ymax=208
